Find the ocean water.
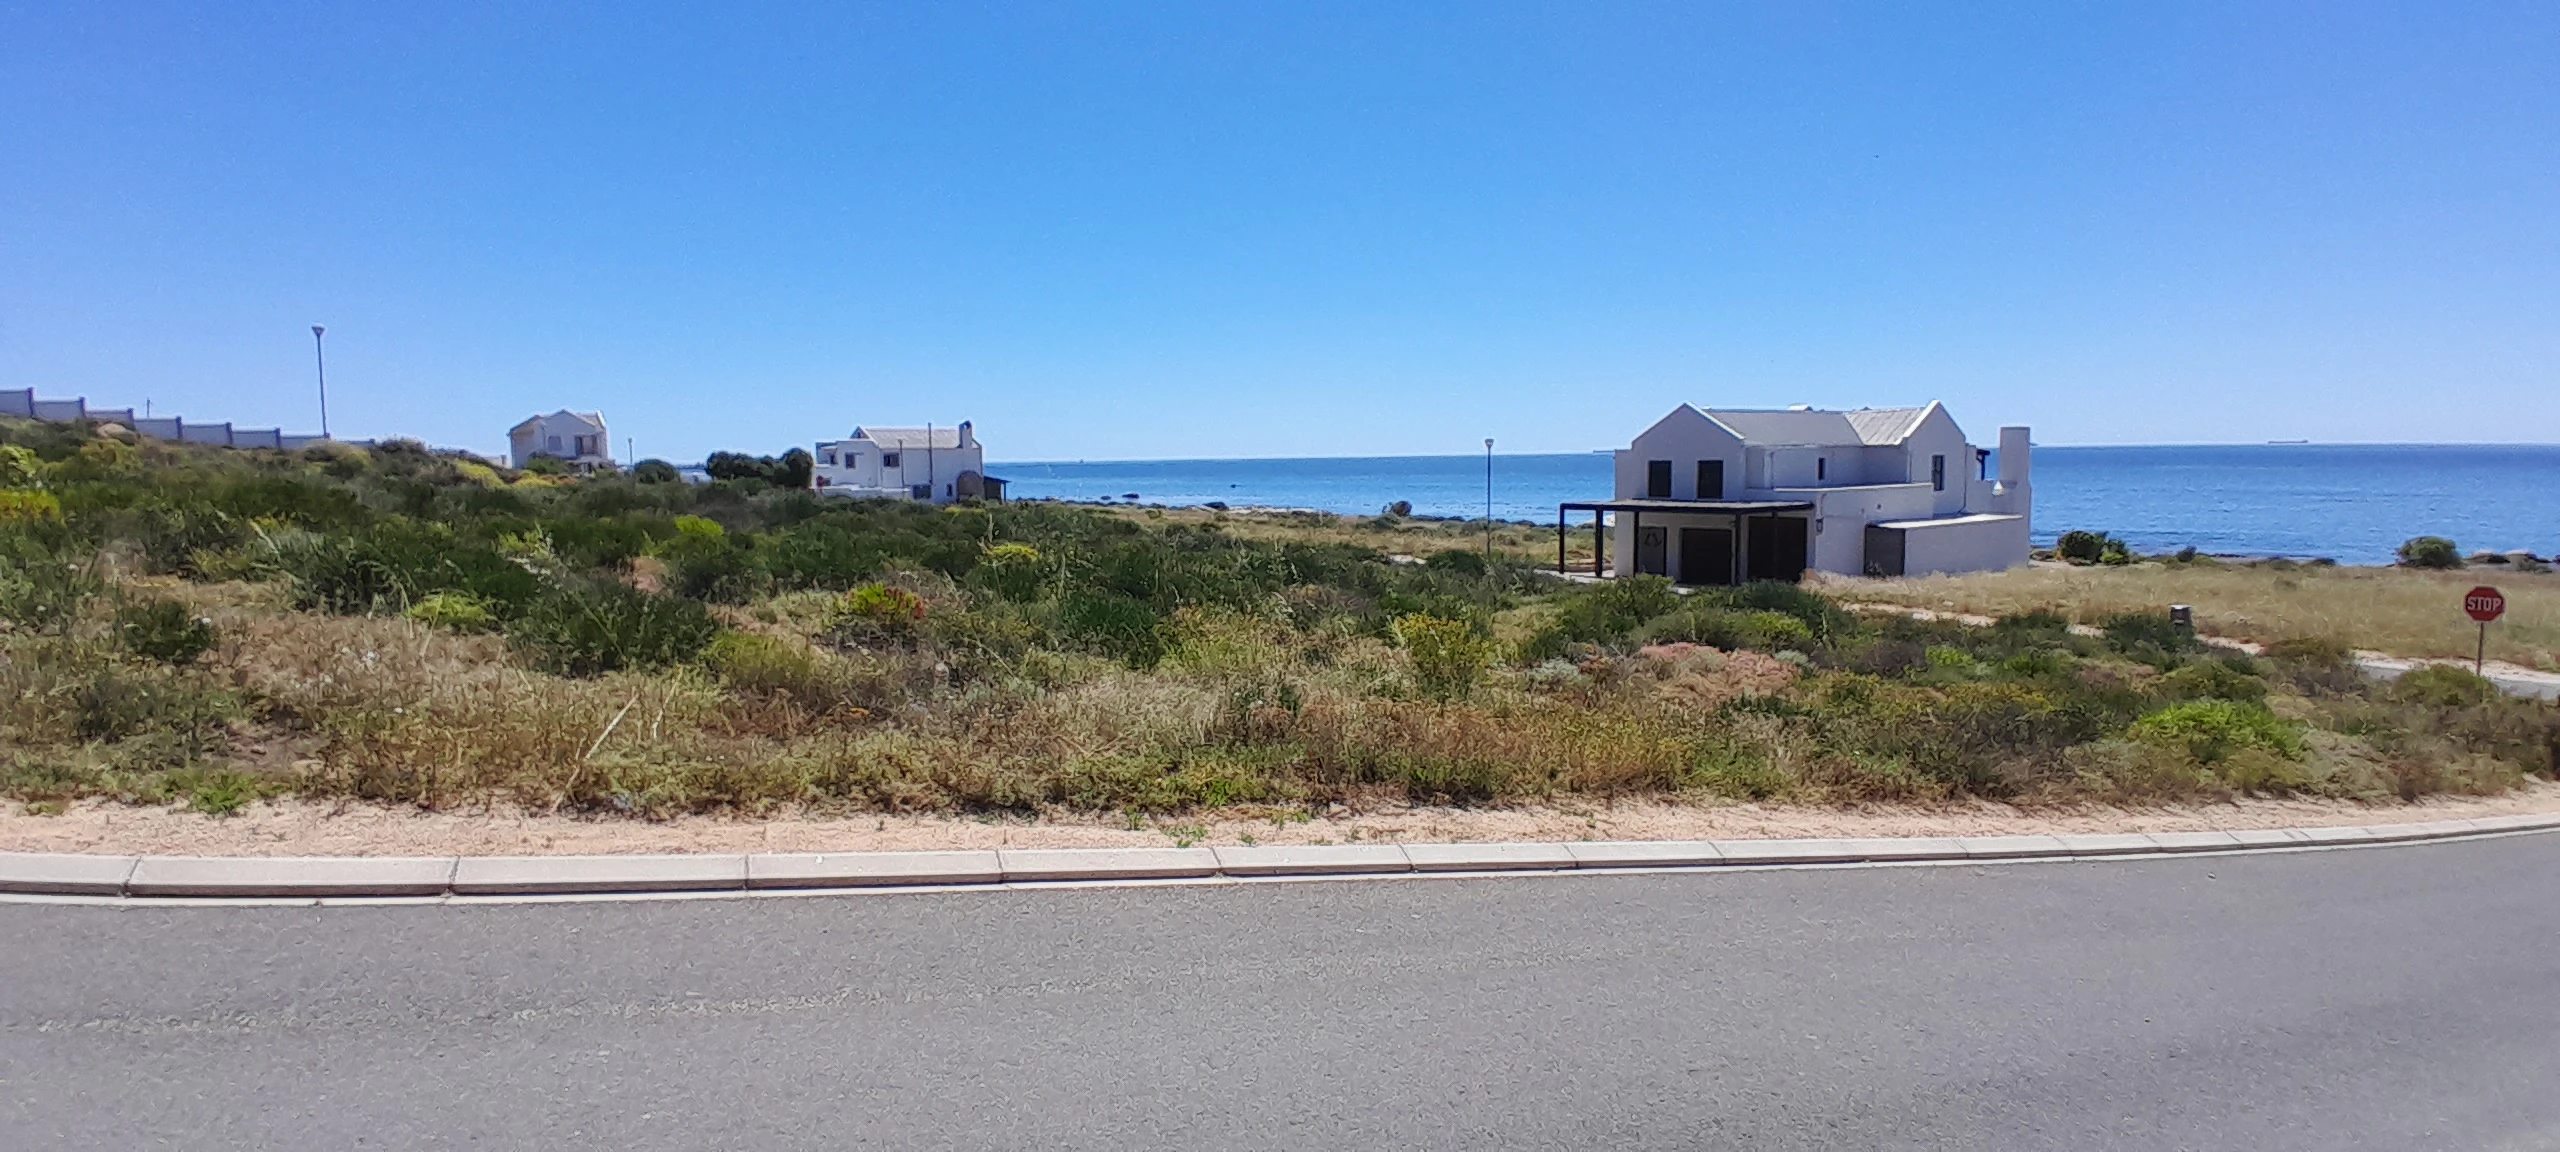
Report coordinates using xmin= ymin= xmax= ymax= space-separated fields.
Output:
xmin=995 ymin=444 xmax=2560 ymax=566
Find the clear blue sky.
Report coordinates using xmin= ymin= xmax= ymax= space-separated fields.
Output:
xmin=3 ymin=2 xmax=2554 ymax=462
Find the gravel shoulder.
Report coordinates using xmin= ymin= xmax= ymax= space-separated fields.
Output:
xmin=8 ymin=783 xmax=2559 ymax=857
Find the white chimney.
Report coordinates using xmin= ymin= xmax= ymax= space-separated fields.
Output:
xmin=1997 ymin=426 xmax=2031 ymax=489
xmin=957 ymin=420 xmax=975 ymax=448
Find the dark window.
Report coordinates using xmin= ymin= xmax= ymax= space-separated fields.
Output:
xmin=882 ymin=451 xmax=902 ymax=468
xmin=1931 ymin=454 xmax=1946 ymax=492
xmin=1646 ymin=459 xmax=1672 ymax=498
xmin=1695 ymin=459 xmax=1724 ymax=500
xmin=911 ymin=484 xmax=930 ymax=499
xmin=1816 ymin=457 xmax=1827 ymax=482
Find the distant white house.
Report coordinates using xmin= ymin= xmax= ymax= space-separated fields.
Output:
xmin=811 ymin=421 xmax=1005 ymax=503
xmin=1563 ymin=402 xmax=2031 ymax=583
xmin=508 ymin=410 xmax=612 ymax=471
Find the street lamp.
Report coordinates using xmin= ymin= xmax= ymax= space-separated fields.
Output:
xmin=311 ymin=325 xmax=330 ymax=439
xmin=1483 ymin=437 xmax=1495 ymax=558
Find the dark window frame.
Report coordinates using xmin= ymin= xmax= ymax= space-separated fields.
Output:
xmin=1930 ymin=454 xmax=1946 ymax=492
xmin=1645 ymin=459 xmax=1673 ymax=499
xmin=1696 ymin=459 xmax=1724 ymax=500
xmin=882 ymin=451 xmax=902 ymax=469
xmin=1816 ymin=456 xmax=1827 ymax=482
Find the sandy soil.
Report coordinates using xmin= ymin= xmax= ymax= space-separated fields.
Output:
xmin=7 ymin=783 xmax=2559 ymax=857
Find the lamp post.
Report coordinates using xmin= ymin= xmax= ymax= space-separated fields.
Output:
xmin=1483 ymin=437 xmax=1495 ymax=558
xmin=310 ymin=325 xmax=330 ymax=439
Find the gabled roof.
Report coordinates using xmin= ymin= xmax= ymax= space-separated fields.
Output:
xmin=509 ymin=410 xmax=606 ymax=435
xmin=844 ymin=425 xmax=966 ymax=449
xmin=1701 ymin=404 xmax=1933 ymax=447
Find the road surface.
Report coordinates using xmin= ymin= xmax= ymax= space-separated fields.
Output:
xmin=5 ymin=835 xmax=2558 ymax=1150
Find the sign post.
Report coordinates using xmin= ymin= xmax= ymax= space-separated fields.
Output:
xmin=2464 ymin=585 xmax=2506 ymax=674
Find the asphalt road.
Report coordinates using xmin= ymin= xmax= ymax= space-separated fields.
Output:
xmin=6 ymin=837 xmax=2559 ymax=1151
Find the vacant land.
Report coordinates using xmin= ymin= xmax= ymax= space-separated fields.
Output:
xmin=1830 ymin=562 xmax=2560 ymax=671
xmin=0 ymin=417 xmax=2553 ymax=829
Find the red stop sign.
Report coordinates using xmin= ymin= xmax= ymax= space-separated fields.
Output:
xmin=2465 ymin=586 xmax=2506 ymax=623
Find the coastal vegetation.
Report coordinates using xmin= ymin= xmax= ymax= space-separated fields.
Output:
xmin=0 ymin=417 xmax=2552 ymax=822
xmin=1838 ymin=558 xmax=2560 ymax=672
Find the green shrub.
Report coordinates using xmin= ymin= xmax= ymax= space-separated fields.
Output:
xmin=975 ymin=541 xmax=1048 ymax=601
xmin=404 ymin=590 xmax=497 ymax=632
xmin=829 ymin=581 xmax=927 ymax=646
xmin=2099 ymin=610 xmax=2196 ymax=658
xmin=115 ymin=599 xmax=217 ymax=665
xmin=0 ymin=488 xmax=63 ymax=526
xmin=1055 ymin=590 xmax=1166 ymax=667
xmin=2056 ymin=530 xmax=2112 ymax=565
xmin=1424 ymin=549 xmax=1488 ymax=575
xmin=2131 ymin=699 xmax=2304 ymax=763
xmin=2396 ymin=536 xmax=2462 ymax=569
xmin=0 ymin=533 xmax=95 ymax=632
xmin=632 ymin=459 xmax=681 ymax=484
xmin=506 ymin=579 xmax=719 ymax=676
xmin=2158 ymin=659 xmax=2268 ymax=702
xmin=702 ymin=630 xmax=842 ymax=701
xmin=2392 ymin=664 xmax=2499 ymax=708
xmin=1394 ymin=613 xmax=1495 ymax=699
xmin=68 ymin=661 xmax=237 ymax=746
xmin=1556 ymin=576 xmax=1680 ymax=645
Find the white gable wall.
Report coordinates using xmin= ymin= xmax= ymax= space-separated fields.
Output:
xmin=1900 ymin=404 xmax=1971 ymax=517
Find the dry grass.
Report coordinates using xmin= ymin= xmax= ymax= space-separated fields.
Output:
xmin=1092 ymin=504 xmax=1591 ymax=565
xmin=1827 ymin=562 xmax=2560 ymax=671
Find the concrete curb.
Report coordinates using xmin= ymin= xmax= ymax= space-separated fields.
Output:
xmin=4 ymin=812 xmax=2556 ymax=901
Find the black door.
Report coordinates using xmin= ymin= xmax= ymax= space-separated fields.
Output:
xmin=1677 ymin=527 xmax=1733 ymax=586
xmin=1745 ymin=516 xmax=1809 ymax=582
xmin=1864 ymin=525 xmax=1905 ymax=577
xmin=1636 ymin=526 xmax=1668 ymax=576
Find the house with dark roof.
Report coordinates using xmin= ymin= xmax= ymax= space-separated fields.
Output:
xmin=1561 ymin=402 xmax=2031 ymax=583
xmin=811 ymin=421 xmax=1004 ymax=503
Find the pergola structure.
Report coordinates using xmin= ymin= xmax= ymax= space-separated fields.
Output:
xmin=1556 ymin=498 xmax=1816 ymax=585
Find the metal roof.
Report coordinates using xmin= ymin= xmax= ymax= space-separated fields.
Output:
xmin=1701 ymin=405 xmax=1930 ymax=447
xmin=845 ymin=425 xmax=966 ymax=449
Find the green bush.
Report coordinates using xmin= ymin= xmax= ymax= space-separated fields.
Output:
xmin=2099 ymin=610 xmax=2196 ymax=658
xmin=2396 ymin=535 xmax=2462 ymax=569
xmin=2056 ymin=530 xmax=2113 ymax=565
xmin=0 ymin=532 xmax=96 ymax=632
xmin=115 ymin=599 xmax=217 ymax=665
xmin=0 ymin=488 xmax=63 ymax=526
xmin=2392 ymin=664 xmax=2499 ymax=708
xmin=631 ymin=459 xmax=681 ymax=484
xmin=1424 ymin=549 xmax=1488 ymax=575
xmin=1556 ymin=576 xmax=1680 ymax=645
xmin=702 ymin=630 xmax=841 ymax=701
xmin=1394 ymin=613 xmax=1494 ymax=699
xmin=2158 ymin=659 xmax=2268 ymax=703
xmin=506 ymin=579 xmax=719 ymax=676
xmin=2130 ymin=699 xmax=2304 ymax=763
xmin=974 ymin=541 xmax=1048 ymax=601
xmin=404 ymin=590 xmax=497 ymax=632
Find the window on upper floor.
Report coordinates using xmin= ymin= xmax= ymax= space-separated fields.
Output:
xmin=882 ymin=451 xmax=902 ymax=468
xmin=1931 ymin=454 xmax=1946 ymax=491
xmin=1646 ymin=459 xmax=1672 ymax=498
xmin=822 ymin=450 xmax=836 ymax=466
xmin=1696 ymin=459 xmax=1724 ymax=500
xmin=546 ymin=434 xmax=561 ymax=451
xmin=1816 ymin=457 xmax=1827 ymax=482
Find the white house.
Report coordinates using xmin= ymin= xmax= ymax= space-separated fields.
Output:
xmin=1563 ymin=402 xmax=2031 ymax=583
xmin=811 ymin=421 xmax=1005 ymax=503
xmin=508 ymin=410 xmax=612 ymax=471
